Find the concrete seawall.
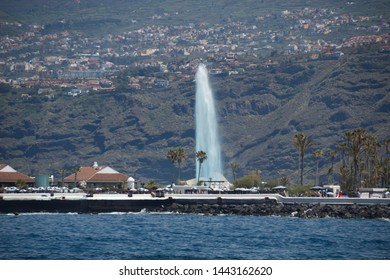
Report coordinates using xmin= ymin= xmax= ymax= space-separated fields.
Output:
xmin=1 ymin=193 xmax=390 ymax=218
xmin=0 ymin=193 xmax=172 ymax=213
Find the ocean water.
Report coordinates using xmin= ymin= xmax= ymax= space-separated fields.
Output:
xmin=0 ymin=212 xmax=389 ymax=260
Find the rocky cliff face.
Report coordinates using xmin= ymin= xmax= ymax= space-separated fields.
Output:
xmin=1 ymin=51 xmax=389 ymax=184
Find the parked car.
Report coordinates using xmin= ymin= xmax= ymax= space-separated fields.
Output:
xmin=4 ymin=186 xmax=19 ymax=193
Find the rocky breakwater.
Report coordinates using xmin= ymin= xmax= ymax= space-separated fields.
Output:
xmin=161 ymin=203 xmax=390 ymax=219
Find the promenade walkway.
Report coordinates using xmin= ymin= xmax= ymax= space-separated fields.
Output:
xmin=1 ymin=193 xmax=390 ymax=205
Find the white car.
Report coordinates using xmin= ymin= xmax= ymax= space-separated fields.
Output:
xmin=5 ymin=186 xmax=19 ymax=193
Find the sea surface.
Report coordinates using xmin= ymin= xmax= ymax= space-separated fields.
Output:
xmin=0 ymin=212 xmax=389 ymax=260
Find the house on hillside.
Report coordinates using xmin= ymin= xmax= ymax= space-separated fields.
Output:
xmin=0 ymin=164 xmax=34 ymax=187
xmin=64 ymin=162 xmax=130 ymax=191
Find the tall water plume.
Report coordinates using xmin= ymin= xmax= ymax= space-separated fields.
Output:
xmin=195 ymin=64 xmax=223 ymax=181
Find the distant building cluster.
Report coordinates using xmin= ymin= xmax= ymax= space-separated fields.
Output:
xmin=0 ymin=5 xmax=389 ymax=98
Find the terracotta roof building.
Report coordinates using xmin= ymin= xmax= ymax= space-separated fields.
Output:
xmin=64 ymin=162 xmax=130 ymax=189
xmin=0 ymin=164 xmax=34 ymax=186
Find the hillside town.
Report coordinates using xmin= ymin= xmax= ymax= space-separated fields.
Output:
xmin=1 ymin=6 xmax=389 ymax=98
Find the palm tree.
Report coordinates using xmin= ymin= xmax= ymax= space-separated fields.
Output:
xmin=313 ymin=150 xmax=324 ymax=186
xmin=384 ymin=139 xmax=389 ymax=187
xmin=376 ymin=160 xmax=386 ymax=188
xmin=60 ymin=169 xmax=66 ymax=189
xmin=363 ymin=134 xmax=379 ymax=187
xmin=230 ymin=162 xmax=240 ymax=182
xmin=167 ymin=148 xmax=187 ymax=183
xmin=167 ymin=149 xmax=178 ymax=183
xmin=280 ymin=176 xmax=290 ymax=187
xmin=73 ymin=167 xmax=80 ymax=189
xmin=339 ymin=164 xmax=353 ymax=192
xmin=328 ymin=150 xmax=337 ymax=184
xmin=196 ymin=150 xmax=207 ymax=184
xmin=16 ymin=179 xmax=25 ymax=189
xmin=293 ymin=133 xmax=314 ymax=185
xmin=176 ymin=148 xmax=187 ymax=183
xmin=340 ymin=128 xmax=367 ymax=189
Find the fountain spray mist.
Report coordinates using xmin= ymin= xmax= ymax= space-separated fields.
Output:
xmin=195 ymin=64 xmax=223 ymax=181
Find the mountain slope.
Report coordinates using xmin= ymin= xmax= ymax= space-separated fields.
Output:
xmin=0 ymin=0 xmax=389 ymax=185
xmin=1 ymin=50 xmax=389 ymax=184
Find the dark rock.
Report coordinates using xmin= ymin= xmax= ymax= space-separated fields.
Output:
xmin=162 ymin=202 xmax=390 ymax=219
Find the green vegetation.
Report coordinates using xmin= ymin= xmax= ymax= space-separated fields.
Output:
xmin=73 ymin=167 xmax=80 ymax=189
xmin=229 ymin=162 xmax=240 ymax=182
xmin=230 ymin=128 xmax=389 ymax=195
xmin=293 ymin=133 xmax=314 ymax=186
xmin=196 ymin=150 xmax=207 ymax=184
xmin=167 ymin=148 xmax=187 ymax=183
xmin=0 ymin=83 xmax=12 ymax=93
xmin=313 ymin=150 xmax=324 ymax=186
xmin=15 ymin=179 xmax=26 ymax=188
xmin=142 ymin=180 xmax=160 ymax=190
xmin=327 ymin=150 xmax=337 ymax=184
xmin=338 ymin=129 xmax=388 ymax=193
xmin=286 ymin=185 xmax=312 ymax=197
xmin=233 ymin=170 xmax=261 ymax=189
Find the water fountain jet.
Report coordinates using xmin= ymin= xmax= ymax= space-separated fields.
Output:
xmin=195 ymin=64 xmax=223 ymax=182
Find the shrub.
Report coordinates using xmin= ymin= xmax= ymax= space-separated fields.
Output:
xmin=233 ymin=171 xmax=261 ymax=189
xmin=287 ymin=185 xmax=312 ymax=197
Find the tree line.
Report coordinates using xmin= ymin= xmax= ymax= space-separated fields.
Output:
xmin=166 ymin=148 xmax=207 ymax=185
xmin=166 ymin=128 xmax=389 ymax=193
xmin=293 ymin=128 xmax=388 ymax=192
xmin=233 ymin=129 xmax=388 ymax=192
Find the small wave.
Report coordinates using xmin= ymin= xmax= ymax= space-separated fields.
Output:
xmin=1 ymin=212 xmax=79 ymax=216
xmin=96 ymin=209 xmax=152 ymax=215
xmin=96 ymin=210 xmax=181 ymax=216
xmin=147 ymin=211 xmax=179 ymax=215
xmin=217 ymin=213 xmax=228 ymax=216
xmin=18 ymin=212 xmax=62 ymax=216
xmin=380 ymin=218 xmax=390 ymax=223
xmin=137 ymin=208 xmax=148 ymax=214
xmin=0 ymin=213 xmax=18 ymax=216
xmin=97 ymin=212 xmax=129 ymax=215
